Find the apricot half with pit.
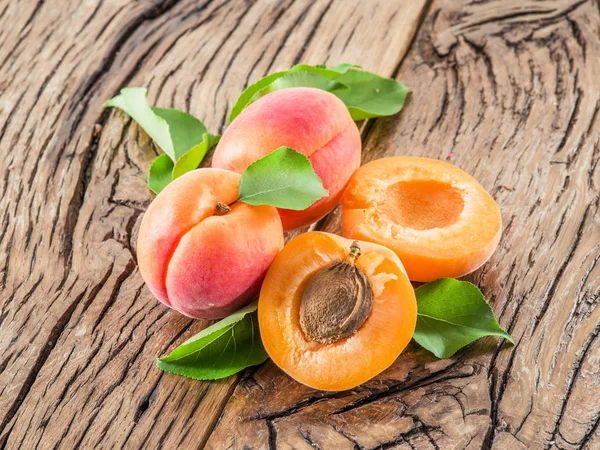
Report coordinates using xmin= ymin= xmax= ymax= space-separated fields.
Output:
xmin=341 ymin=156 xmax=502 ymax=281
xmin=258 ymin=231 xmax=417 ymax=391
xmin=137 ymin=168 xmax=284 ymax=319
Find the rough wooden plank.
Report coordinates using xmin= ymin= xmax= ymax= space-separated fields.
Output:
xmin=205 ymin=0 xmax=600 ymax=448
xmin=0 ymin=0 xmax=429 ymax=448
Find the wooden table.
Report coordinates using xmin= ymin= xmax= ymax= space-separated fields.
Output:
xmin=2 ymin=0 xmax=599 ymax=448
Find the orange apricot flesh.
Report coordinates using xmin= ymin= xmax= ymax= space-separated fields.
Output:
xmin=258 ymin=231 xmax=417 ymax=391
xmin=137 ymin=168 xmax=284 ymax=319
xmin=341 ymin=156 xmax=502 ymax=282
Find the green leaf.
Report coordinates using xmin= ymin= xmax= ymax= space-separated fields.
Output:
xmin=229 ymin=68 xmax=346 ymax=123
xmin=238 ymin=147 xmax=328 ymax=210
xmin=172 ymin=133 xmax=210 ymax=180
xmin=170 ymin=133 xmax=220 ymax=181
xmin=157 ymin=301 xmax=268 ymax=380
xmin=153 ymin=133 xmax=220 ymax=189
xmin=229 ymin=71 xmax=289 ymax=122
xmin=326 ymin=63 xmax=361 ymax=74
xmin=105 ymin=88 xmax=175 ymax=159
xmin=106 ymin=88 xmax=221 ymax=193
xmin=148 ymin=154 xmax=175 ymax=194
xmin=152 ymin=107 xmax=208 ymax=160
xmin=106 ymin=88 xmax=218 ymax=162
xmin=250 ymin=72 xmax=346 ymax=104
xmin=287 ymin=64 xmax=348 ymax=78
xmin=330 ymin=69 xmax=409 ymax=120
xmin=207 ymin=133 xmax=221 ymax=150
xmin=413 ymin=279 xmax=514 ymax=359
xmin=229 ymin=64 xmax=409 ymax=123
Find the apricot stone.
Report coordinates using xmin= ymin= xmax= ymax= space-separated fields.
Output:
xmin=137 ymin=168 xmax=284 ymax=319
xmin=212 ymin=87 xmax=361 ymax=231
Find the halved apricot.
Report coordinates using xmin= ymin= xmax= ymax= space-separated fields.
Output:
xmin=258 ymin=231 xmax=417 ymax=391
xmin=341 ymin=156 xmax=502 ymax=282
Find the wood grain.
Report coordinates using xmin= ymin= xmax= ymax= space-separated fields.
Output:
xmin=205 ymin=0 xmax=600 ymax=448
xmin=0 ymin=0 xmax=429 ymax=448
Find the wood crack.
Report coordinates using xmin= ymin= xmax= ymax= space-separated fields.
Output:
xmin=298 ymin=427 xmax=322 ymax=450
xmin=331 ymin=362 xmax=471 ymax=416
xmin=555 ymin=86 xmax=582 ymax=155
xmin=545 ymin=320 xmax=600 ymax=449
xmin=293 ymin=0 xmax=334 ymax=65
xmin=0 ymin=288 xmax=87 ymax=436
xmin=264 ymin=1 xmax=315 ymax=74
xmin=532 ymin=201 xmax=592 ymax=334
xmin=483 ymin=338 xmax=522 ymax=449
xmin=267 ymin=419 xmax=277 ymax=450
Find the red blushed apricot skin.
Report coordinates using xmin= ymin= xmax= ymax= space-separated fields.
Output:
xmin=212 ymin=87 xmax=361 ymax=231
xmin=166 ymin=202 xmax=283 ymax=318
xmin=137 ymin=168 xmax=284 ymax=319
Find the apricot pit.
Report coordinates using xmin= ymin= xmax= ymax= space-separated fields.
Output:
xmin=299 ymin=243 xmax=373 ymax=344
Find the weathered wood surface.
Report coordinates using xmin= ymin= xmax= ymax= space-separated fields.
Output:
xmin=1 ymin=0 xmax=598 ymax=449
xmin=0 ymin=0 xmax=429 ymax=448
xmin=207 ymin=0 xmax=600 ymax=448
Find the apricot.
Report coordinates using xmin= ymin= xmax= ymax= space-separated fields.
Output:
xmin=137 ymin=168 xmax=284 ymax=319
xmin=212 ymin=87 xmax=362 ymax=231
xmin=341 ymin=156 xmax=502 ymax=282
xmin=258 ymin=231 xmax=417 ymax=391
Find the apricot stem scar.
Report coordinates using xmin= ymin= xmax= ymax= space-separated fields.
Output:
xmin=215 ymin=202 xmax=231 ymax=215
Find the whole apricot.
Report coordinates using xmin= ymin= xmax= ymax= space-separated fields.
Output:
xmin=259 ymin=231 xmax=417 ymax=391
xmin=212 ymin=87 xmax=362 ymax=231
xmin=137 ymin=168 xmax=284 ymax=319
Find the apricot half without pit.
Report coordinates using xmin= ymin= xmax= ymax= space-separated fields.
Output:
xmin=341 ymin=156 xmax=502 ymax=281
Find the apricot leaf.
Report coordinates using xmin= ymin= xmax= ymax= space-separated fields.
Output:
xmin=229 ymin=71 xmax=288 ymax=122
xmin=148 ymin=154 xmax=174 ymax=194
xmin=238 ymin=147 xmax=328 ymax=210
xmin=330 ymin=69 xmax=410 ymax=121
xmin=157 ymin=301 xmax=268 ymax=380
xmin=228 ymin=66 xmax=346 ymax=122
xmin=250 ymin=72 xmax=346 ymax=104
xmin=229 ymin=64 xmax=408 ymax=122
xmin=325 ymin=63 xmax=361 ymax=73
xmin=172 ymin=133 xmax=221 ymax=181
xmin=105 ymin=88 xmax=175 ymax=159
xmin=152 ymin=107 xmax=210 ymax=160
xmin=106 ymin=88 xmax=220 ymax=194
xmin=414 ymin=278 xmax=514 ymax=359
xmin=291 ymin=63 xmax=351 ymax=77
